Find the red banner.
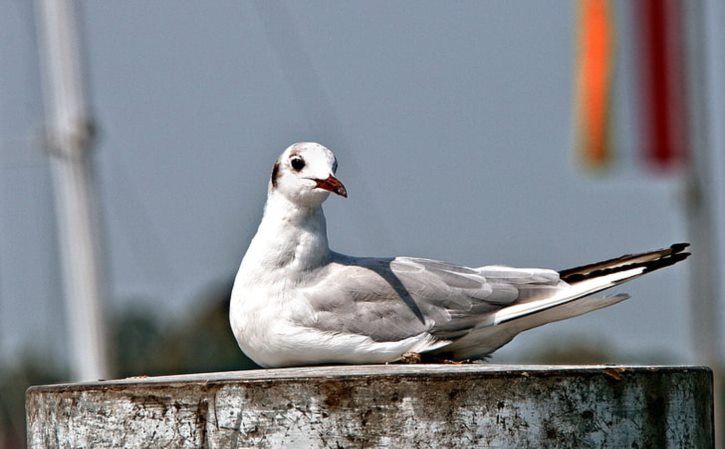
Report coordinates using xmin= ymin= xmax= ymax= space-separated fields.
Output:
xmin=636 ymin=0 xmax=688 ymax=171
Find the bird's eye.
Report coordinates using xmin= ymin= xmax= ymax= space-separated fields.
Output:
xmin=290 ymin=157 xmax=305 ymax=171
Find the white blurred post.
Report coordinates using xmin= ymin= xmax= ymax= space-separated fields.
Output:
xmin=35 ymin=0 xmax=109 ymax=381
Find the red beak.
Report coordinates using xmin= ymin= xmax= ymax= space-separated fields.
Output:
xmin=315 ymin=175 xmax=348 ymax=197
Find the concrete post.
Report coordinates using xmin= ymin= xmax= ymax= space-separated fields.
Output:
xmin=26 ymin=365 xmax=713 ymax=448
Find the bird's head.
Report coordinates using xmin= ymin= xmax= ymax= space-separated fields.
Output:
xmin=269 ymin=142 xmax=347 ymax=207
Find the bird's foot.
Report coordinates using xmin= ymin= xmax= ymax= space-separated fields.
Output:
xmin=443 ymin=359 xmax=465 ymax=365
xmin=399 ymin=352 xmax=422 ymax=364
xmin=425 ymin=356 xmax=476 ymax=365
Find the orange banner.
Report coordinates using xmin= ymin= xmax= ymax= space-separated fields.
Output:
xmin=574 ymin=0 xmax=615 ymax=170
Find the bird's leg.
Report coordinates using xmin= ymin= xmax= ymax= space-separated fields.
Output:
xmin=427 ymin=358 xmax=465 ymax=364
xmin=421 ymin=354 xmax=477 ymax=364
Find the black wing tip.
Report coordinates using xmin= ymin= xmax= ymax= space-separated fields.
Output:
xmin=560 ymin=243 xmax=691 ymax=284
xmin=642 ymin=251 xmax=690 ymax=273
xmin=670 ymin=242 xmax=690 ymax=252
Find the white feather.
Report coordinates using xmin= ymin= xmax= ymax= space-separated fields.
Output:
xmin=491 ymin=267 xmax=645 ymax=326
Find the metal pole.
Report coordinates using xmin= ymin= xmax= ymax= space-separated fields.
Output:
xmin=35 ymin=0 xmax=109 ymax=381
xmin=683 ymin=0 xmax=724 ymax=446
xmin=683 ymin=0 xmax=721 ymax=369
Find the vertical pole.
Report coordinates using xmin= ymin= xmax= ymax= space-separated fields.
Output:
xmin=35 ymin=0 xmax=109 ymax=381
xmin=683 ymin=0 xmax=723 ymax=445
xmin=683 ymin=0 xmax=722 ymax=369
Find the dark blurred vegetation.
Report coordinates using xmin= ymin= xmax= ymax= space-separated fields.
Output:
xmin=111 ymin=280 xmax=258 ymax=378
xmin=0 ymin=354 xmax=60 ymax=449
xmin=1 ymin=285 xmax=722 ymax=447
xmin=0 ymin=279 xmax=257 ymax=448
xmin=512 ymin=338 xmax=677 ymax=366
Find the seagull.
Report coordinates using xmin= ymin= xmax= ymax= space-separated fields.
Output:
xmin=230 ymin=142 xmax=690 ymax=368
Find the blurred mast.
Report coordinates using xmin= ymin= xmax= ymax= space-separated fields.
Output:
xmin=683 ymin=0 xmax=722 ymax=368
xmin=686 ymin=0 xmax=725 ymax=446
xmin=35 ymin=0 xmax=109 ymax=381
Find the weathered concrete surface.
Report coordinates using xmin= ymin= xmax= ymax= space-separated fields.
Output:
xmin=27 ymin=364 xmax=713 ymax=448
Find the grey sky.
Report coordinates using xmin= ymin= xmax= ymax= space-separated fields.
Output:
xmin=2 ymin=0 xmax=722 ymax=369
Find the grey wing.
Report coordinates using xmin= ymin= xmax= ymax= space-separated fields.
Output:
xmin=297 ymin=253 xmax=562 ymax=351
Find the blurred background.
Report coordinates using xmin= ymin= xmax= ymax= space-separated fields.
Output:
xmin=1 ymin=1 xmax=723 ymax=447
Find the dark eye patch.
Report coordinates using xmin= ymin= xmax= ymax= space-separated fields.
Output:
xmin=291 ymin=157 xmax=305 ymax=171
xmin=271 ymin=162 xmax=280 ymax=188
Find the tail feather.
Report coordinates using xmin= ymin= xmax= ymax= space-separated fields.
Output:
xmin=492 ymin=243 xmax=690 ymax=327
xmin=493 ymin=266 xmax=642 ymax=326
xmin=437 ymin=293 xmax=631 ymax=359
xmin=559 ymin=243 xmax=690 ymax=283
xmin=436 ymin=243 xmax=690 ymax=360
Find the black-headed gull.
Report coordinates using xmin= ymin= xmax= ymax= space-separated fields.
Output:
xmin=230 ymin=142 xmax=689 ymax=368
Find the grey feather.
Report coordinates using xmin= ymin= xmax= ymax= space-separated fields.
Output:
xmin=295 ymin=253 xmax=562 ymax=348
